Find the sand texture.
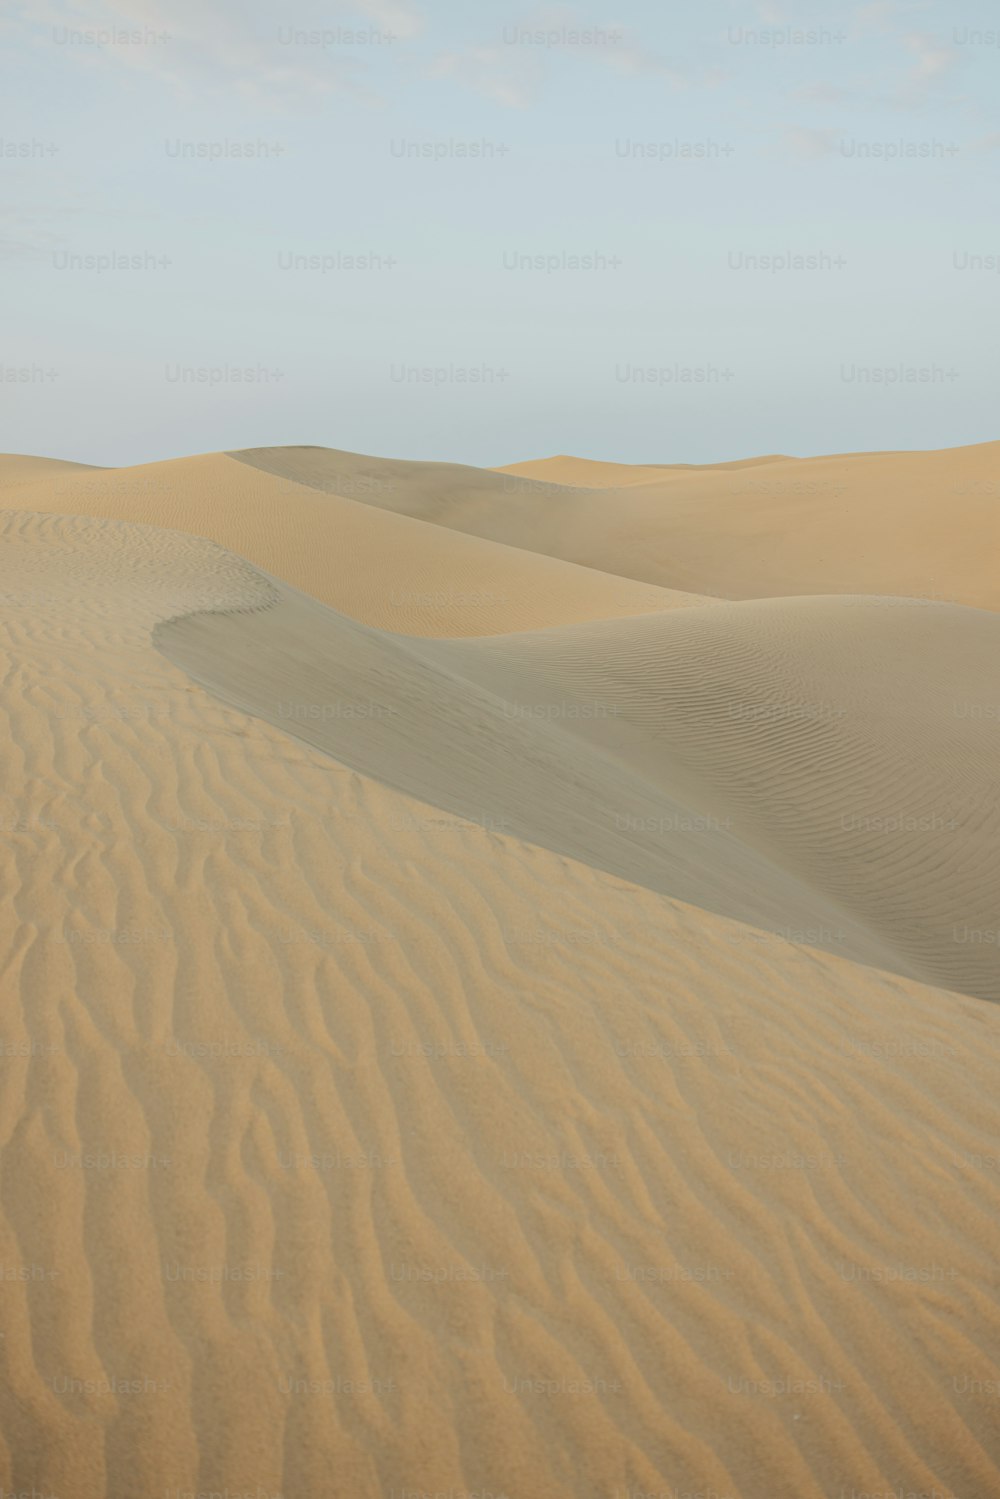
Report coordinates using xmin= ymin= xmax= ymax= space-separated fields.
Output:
xmin=0 ymin=443 xmax=998 ymax=1499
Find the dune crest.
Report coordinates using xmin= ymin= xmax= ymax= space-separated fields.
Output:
xmin=0 ymin=451 xmax=708 ymax=633
xmin=229 ymin=438 xmax=1000 ymax=610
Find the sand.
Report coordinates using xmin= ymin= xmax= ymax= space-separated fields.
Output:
xmin=0 ymin=442 xmax=998 ymax=1499
xmin=233 ymin=439 xmax=1000 ymax=610
xmin=0 ymin=452 xmax=708 ymax=635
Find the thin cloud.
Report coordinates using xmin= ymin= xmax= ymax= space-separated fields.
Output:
xmin=851 ymin=0 xmax=932 ymax=36
xmin=3 ymin=0 xmax=420 ymax=104
xmin=429 ymin=5 xmax=710 ymax=108
xmin=792 ymin=9 xmax=963 ymax=113
xmin=605 ymin=43 xmax=715 ymax=88
xmin=0 ymin=176 xmax=167 ymax=265
xmin=0 ymin=236 xmax=60 ymax=263
xmin=781 ymin=126 xmax=842 ymax=158
xmin=793 ymin=82 xmax=854 ymax=104
xmin=900 ymin=30 xmax=959 ymax=91
xmin=428 ymin=45 xmax=540 ymax=109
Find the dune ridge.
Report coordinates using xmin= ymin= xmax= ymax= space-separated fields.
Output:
xmin=0 ymin=452 xmax=709 ymax=635
xmin=158 ymin=576 xmax=1000 ymax=1002
xmin=6 ymin=437 xmax=1000 ymax=617
xmin=157 ymin=579 xmax=900 ymax=979
xmin=231 ymin=439 xmax=1000 ymax=611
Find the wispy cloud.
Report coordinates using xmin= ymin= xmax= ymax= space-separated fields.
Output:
xmin=898 ymin=29 xmax=959 ymax=97
xmin=792 ymin=4 xmax=963 ymax=113
xmin=0 ymin=233 xmax=61 ymax=264
xmin=780 ymin=125 xmax=842 ymax=158
xmin=966 ymin=132 xmax=1000 ymax=155
xmin=428 ymin=45 xmax=540 ymax=109
xmin=428 ymin=5 xmax=713 ymax=108
xmin=793 ymin=82 xmax=854 ymax=105
xmin=3 ymin=0 xmax=421 ymax=104
xmin=0 ymin=178 xmax=161 ymax=263
xmin=851 ymin=0 xmax=932 ymax=37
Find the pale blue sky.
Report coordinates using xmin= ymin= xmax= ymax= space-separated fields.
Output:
xmin=2 ymin=0 xmax=998 ymax=465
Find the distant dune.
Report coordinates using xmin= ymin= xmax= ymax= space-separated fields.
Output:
xmin=496 ymin=452 xmax=793 ymax=485
xmin=0 ymin=454 xmax=103 ymax=483
xmin=231 ymin=438 xmax=1000 ymax=610
xmin=0 ymin=442 xmax=998 ymax=1499
xmin=0 ymin=451 xmax=706 ymax=634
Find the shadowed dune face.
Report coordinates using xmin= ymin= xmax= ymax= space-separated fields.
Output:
xmin=428 ymin=596 xmax=1000 ymax=1003
xmin=157 ymin=581 xmax=1000 ymax=1004
xmin=1 ymin=432 xmax=1000 ymax=1499
xmin=156 ymin=583 xmax=899 ymax=980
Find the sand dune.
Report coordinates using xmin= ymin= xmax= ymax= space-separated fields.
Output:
xmin=0 ymin=454 xmax=102 ymax=484
xmin=1 ymin=442 xmax=999 ymax=1498
xmin=159 ymin=577 xmax=900 ymax=979
xmin=232 ymin=438 xmax=1000 ymax=610
xmin=427 ymin=595 xmax=1000 ymax=1002
xmin=159 ymin=575 xmax=1000 ymax=1001
xmin=495 ymin=452 xmax=791 ymax=486
xmin=6 ymin=438 xmax=998 ymax=616
xmin=0 ymin=451 xmax=707 ymax=634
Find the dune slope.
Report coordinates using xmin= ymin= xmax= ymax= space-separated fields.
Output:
xmin=495 ymin=453 xmax=791 ymax=486
xmin=426 ymin=595 xmax=1000 ymax=1003
xmin=158 ymin=579 xmax=902 ymax=981
xmin=231 ymin=439 xmax=1000 ymax=610
xmin=0 ymin=509 xmax=999 ymax=1499
xmin=0 ymin=452 xmax=706 ymax=635
xmin=8 ymin=437 xmax=998 ymax=615
xmin=159 ymin=578 xmax=1000 ymax=1003
xmin=0 ymin=455 xmax=103 ymax=484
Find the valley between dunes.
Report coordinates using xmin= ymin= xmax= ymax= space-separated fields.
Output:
xmin=0 ymin=442 xmax=998 ymax=1499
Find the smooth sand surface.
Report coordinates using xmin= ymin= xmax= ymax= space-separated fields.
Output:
xmin=1 ymin=444 xmax=999 ymax=1499
xmin=495 ymin=453 xmax=792 ymax=486
xmin=0 ymin=455 xmax=102 ymax=484
xmin=160 ymin=581 xmax=1000 ymax=1002
xmin=231 ymin=439 xmax=1000 ymax=610
xmin=0 ymin=452 xmax=710 ymax=634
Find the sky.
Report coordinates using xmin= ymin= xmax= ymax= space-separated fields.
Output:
xmin=2 ymin=0 xmax=999 ymax=466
